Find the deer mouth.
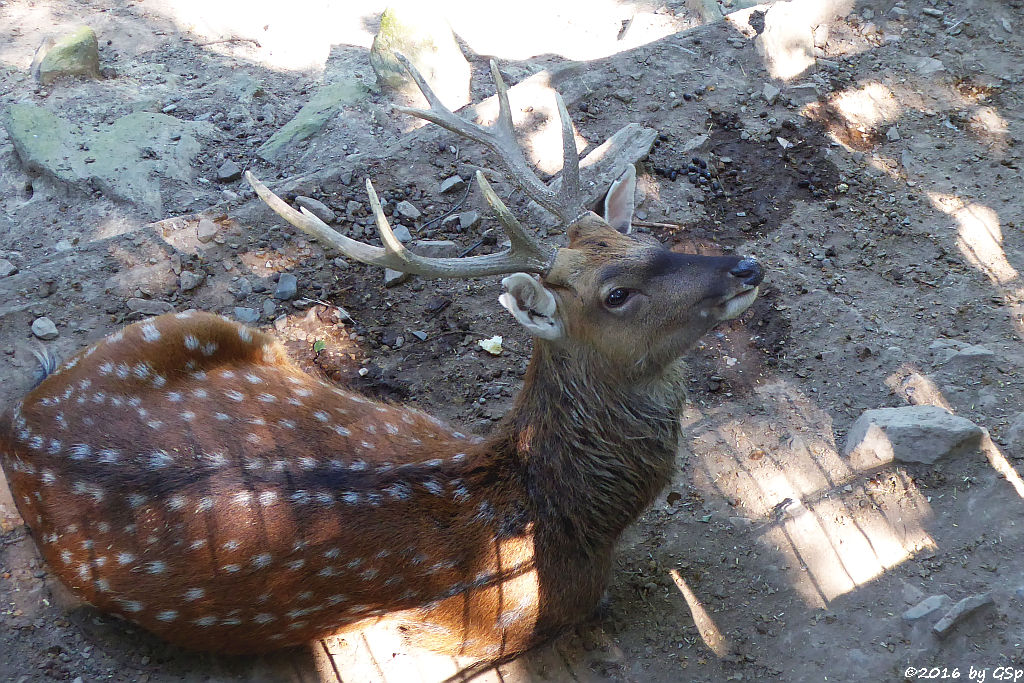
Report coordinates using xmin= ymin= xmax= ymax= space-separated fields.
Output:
xmin=718 ymin=286 xmax=759 ymax=320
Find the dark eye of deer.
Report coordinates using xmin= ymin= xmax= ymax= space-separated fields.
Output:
xmin=605 ymin=288 xmax=629 ymax=307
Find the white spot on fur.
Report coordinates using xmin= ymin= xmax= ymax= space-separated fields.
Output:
xmin=140 ymin=322 xmax=161 ymax=342
xmin=184 ymin=588 xmax=205 ymax=601
xmin=259 ymin=491 xmax=278 ymax=506
xmin=184 ymin=334 xmax=200 ymax=351
xmin=157 ymin=610 xmax=178 ymax=621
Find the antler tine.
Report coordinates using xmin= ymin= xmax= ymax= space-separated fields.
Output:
xmin=246 ymin=172 xmax=553 ymax=279
xmin=554 ymin=92 xmax=581 ymax=212
xmin=393 ymin=53 xmax=583 ymax=226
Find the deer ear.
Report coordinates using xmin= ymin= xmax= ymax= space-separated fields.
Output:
xmin=603 ymin=164 xmax=637 ymax=235
xmin=498 ymin=273 xmax=564 ymax=340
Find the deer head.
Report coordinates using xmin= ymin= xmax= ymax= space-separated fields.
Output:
xmin=246 ymin=57 xmax=762 ymax=385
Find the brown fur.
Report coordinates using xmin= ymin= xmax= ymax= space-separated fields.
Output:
xmin=0 ymin=219 xmax=757 ymax=657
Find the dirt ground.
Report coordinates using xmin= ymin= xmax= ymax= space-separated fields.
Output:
xmin=2 ymin=0 xmax=1024 ymax=681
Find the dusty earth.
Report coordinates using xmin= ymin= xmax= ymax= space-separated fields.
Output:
xmin=2 ymin=0 xmax=1024 ymax=681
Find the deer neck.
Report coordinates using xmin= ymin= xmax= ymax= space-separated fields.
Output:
xmin=496 ymin=341 xmax=685 ymax=553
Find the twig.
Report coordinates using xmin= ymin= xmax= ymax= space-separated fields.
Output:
xmin=633 ymin=219 xmax=690 ymax=229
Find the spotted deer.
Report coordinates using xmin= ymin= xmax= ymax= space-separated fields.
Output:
xmin=0 ymin=57 xmax=763 ymax=657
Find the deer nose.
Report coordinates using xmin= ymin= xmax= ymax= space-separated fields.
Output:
xmin=730 ymin=259 xmax=763 ymax=287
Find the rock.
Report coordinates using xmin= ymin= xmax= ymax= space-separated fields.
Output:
xmin=369 ymin=6 xmax=471 ymax=110
xmin=31 ymin=317 xmax=59 ymax=340
xmin=941 ymin=344 xmax=995 ymax=369
xmin=410 ymin=239 xmax=459 ymax=258
xmin=921 ymin=7 xmax=944 ymax=18
xmin=762 ymin=82 xmax=781 ymax=105
xmin=179 ymin=270 xmax=204 ymax=292
xmin=438 ymin=175 xmax=466 ymax=194
xmin=34 ymin=26 xmax=101 ymax=85
xmin=459 ymin=210 xmax=481 ymax=231
xmin=844 ymin=405 xmax=985 ymax=469
xmin=233 ymin=307 xmax=260 ymax=324
xmin=2 ymin=105 xmax=211 ymax=217
xmin=391 ymin=224 xmax=413 ymax=242
xmin=395 ymin=200 xmax=421 ymax=220
xmin=0 ymin=258 xmax=16 ymax=278
xmin=681 ymin=134 xmax=708 ymax=153
xmin=888 ymin=6 xmax=909 ymax=20
xmin=257 ymin=82 xmax=369 ymax=161
xmin=274 ymin=273 xmax=298 ymax=300
xmin=262 ymin=299 xmax=276 ymax=318
xmin=886 ymin=126 xmax=901 ymax=141
xmin=197 ymin=218 xmax=218 ymax=243
xmin=902 ymin=594 xmax=952 ymax=622
xmin=216 ymin=160 xmax=242 ymax=182
xmin=932 ymin=593 xmax=994 ymax=638
xmin=295 ymin=196 xmax=337 ymax=224
xmin=126 ymin=298 xmax=174 ymax=315
xmin=411 ymin=330 xmax=428 ymax=341
xmin=384 ymin=268 xmax=411 ymax=288
xmin=345 ymin=200 xmax=362 ymax=217
xmin=916 ymin=57 xmax=945 ymax=75
xmin=1006 ymin=413 xmax=1024 ymax=456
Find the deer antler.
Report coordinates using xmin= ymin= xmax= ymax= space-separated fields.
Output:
xmin=246 ymin=54 xmax=587 ymax=278
xmin=395 ymin=54 xmax=585 ymax=226
xmin=245 ymin=171 xmax=553 ymax=279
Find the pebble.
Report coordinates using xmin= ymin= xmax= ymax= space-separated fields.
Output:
xmin=933 ymin=593 xmax=993 ymax=637
xmin=384 ymin=268 xmax=411 ymax=288
xmin=274 ymin=273 xmax=298 ymax=300
xmin=197 ymin=218 xmax=218 ymax=243
xmin=0 ymin=258 xmax=16 ymax=278
xmin=459 ymin=211 xmax=481 ymax=231
xmin=762 ymin=82 xmax=781 ymax=105
xmin=391 ymin=224 xmax=413 ymax=242
xmin=295 ymin=196 xmax=337 ymax=224
xmin=411 ymin=240 xmax=459 ymax=258
xmin=31 ymin=317 xmax=59 ymax=340
xmin=179 ymin=270 xmax=204 ymax=292
xmin=216 ymin=160 xmax=242 ymax=182
xmin=411 ymin=330 xmax=427 ymax=341
xmin=438 ymin=175 xmax=466 ymax=194
xmin=395 ymin=200 xmax=422 ymax=220
xmin=126 ymin=298 xmax=174 ymax=315
xmin=346 ymin=200 xmax=362 ymax=216
xmin=888 ymin=6 xmax=909 ymax=20
xmin=902 ymin=594 xmax=952 ymax=622
xmin=921 ymin=7 xmax=944 ymax=18
xmin=234 ymin=307 xmax=260 ymax=324
xmin=886 ymin=126 xmax=901 ymax=141
xmin=262 ymin=299 xmax=276 ymax=318
xmin=1005 ymin=412 xmax=1024 ymax=455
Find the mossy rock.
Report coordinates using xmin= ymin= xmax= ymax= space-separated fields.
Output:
xmin=36 ymin=26 xmax=101 ymax=85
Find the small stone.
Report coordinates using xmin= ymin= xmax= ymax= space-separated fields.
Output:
xmin=395 ymin=200 xmax=421 ymax=220
xmin=410 ymin=240 xmax=459 ymax=258
xmin=31 ymin=317 xmax=59 ymax=340
xmin=295 ymin=196 xmax=336 ymax=224
xmin=274 ymin=273 xmax=298 ymax=300
xmin=346 ymin=200 xmax=362 ymax=216
xmin=234 ymin=307 xmax=260 ymax=324
xmin=762 ymin=82 xmax=781 ymax=105
xmin=332 ymin=257 xmax=351 ymax=269
xmin=921 ymin=7 xmax=944 ymax=18
xmin=391 ymin=225 xmax=413 ymax=243
xmin=886 ymin=126 xmax=901 ymax=141
xmin=1005 ymin=412 xmax=1024 ymax=456
xmin=902 ymin=594 xmax=952 ymax=622
xmin=438 ymin=175 xmax=466 ymax=194
xmin=459 ymin=211 xmax=481 ymax=231
xmin=888 ymin=6 xmax=909 ymax=20
xmin=836 ymin=183 xmax=849 ymax=194
xmin=941 ymin=344 xmax=995 ymax=368
xmin=0 ymin=259 xmax=16 ymax=277
xmin=262 ymin=299 xmax=276 ymax=318
xmin=178 ymin=270 xmax=204 ymax=292
xmin=216 ymin=160 xmax=242 ymax=182
xmin=411 ymin=330 xmax=427 ymax=341
xmin=384 ymin=268 xmax=411 ymax=288
xmin=197 ymin=218 xmax=218 ymax=243
xmin=917 ymin=57 xmax=945 ymax=75
xmin=932 ymin=593 xmax=994 ymax=638
xmin=126 ymin=298 xmax=174 ymax=315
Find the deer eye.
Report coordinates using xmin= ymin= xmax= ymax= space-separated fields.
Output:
xmin=604 ymin=288 xmax=630 ymax=307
